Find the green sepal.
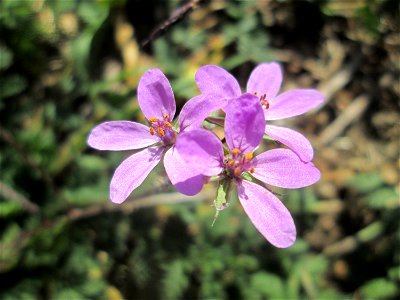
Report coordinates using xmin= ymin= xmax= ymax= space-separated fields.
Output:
xmin=241 ymin=172 xmax=254 ymax=182
xmin=263 ymin=134 xmax=275 ymax=141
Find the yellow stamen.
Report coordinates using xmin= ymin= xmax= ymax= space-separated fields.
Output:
xmin=165 ymin=122 xmax=172 ymax=128
xmin=232 ymin=148 xmax=240 ymax=156
xmin=234 ymin=167 xmax=241 ymax=177
xmin=245 ymin=152 xmax=253 ymax=160
xmin=249 ymin=167 xmax=255 ymax=173
xmin=149 ymin=127 xmax=155 ymax=135
xmin=157 ymin=128 xmax=165 ymax=136
xmin=228 ymin=159 xmax=235 ymax=167
xmin=163 ymin=114 xmax=169 ymax=120
xmin=148 ymin=117 xmax=158 ymax=123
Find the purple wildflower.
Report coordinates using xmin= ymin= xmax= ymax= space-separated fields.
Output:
xmin=176 ymin=93 xmax=320 ymax=248
xmin=88 ymin=68 xmax=226 ymax=203
xmin=195 ymin=62 xmax=324 ymax=162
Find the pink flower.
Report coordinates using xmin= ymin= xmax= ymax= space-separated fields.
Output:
xmin=176 ymin=93 xmax=321 ymax=248
xmin=195 ymin=62 xmax=324 ymax=162
xmin=88 ymin=68 xmax=226 ymax=203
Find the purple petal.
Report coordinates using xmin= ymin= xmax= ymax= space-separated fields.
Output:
xmin=195 ymin=65 xmax=241 ymax=98
xmin=253 ymin=148 xmax=320 ymax=189
xmin=179 ymin=94 xmax=228 ymax=132
xmin=266 ymin=89 xmax=324 ymax=120
xmin=224 ymin=93 xmax=265 ymax=153
xmin=164 ymin=146 xmax=205 ymax=196
xmin=110 ymin=146 xmax=163 ymax=203
xmin=265 ymin=125 xmax=314 ymax=162
xmin=137 ymin=68 xmax=176 ymax=120
xmin=175 ymin=129 xmax=224 ymax=177
xmin=246 ymin=62 xmax=283 ymax=99
xmin=87 ymin=121 xmax=159 ymax=151
xmin=237 ymin=180 xmax=296 ymax=248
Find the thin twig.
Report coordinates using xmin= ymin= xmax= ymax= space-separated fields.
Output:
xmin=205 ymin=116 xmax=225 ymax=127
xmin=323 ymin=221 xmax=384 ymax=257
xmin=0 ymin=181 xmax=39 ymax=213
xmin=142 ymin=0 xmax=204 ymax=46
xmin=313 ymin=55 xmax=362 ymax=112
xmin=67 ymin=189 xmax=213 ymax=221
xmin=318 ymin=94 xmax=370 ymax=147
xmin=1 ymin=189 xmax=213 ymax=269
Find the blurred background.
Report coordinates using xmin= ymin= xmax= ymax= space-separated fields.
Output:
xmin=0 ymin=0 xmax=399 ymax=299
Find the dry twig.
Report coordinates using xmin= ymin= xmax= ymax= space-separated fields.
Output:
xmin=67 ymin=189 xmax=213 ymax=221
xmin=142 ymin=0 xmax=204 ymax=46
xmin=0 ymin=181 xmax=39 ymax=213
xmin=318 ymin=94 xmax=370 ymax=146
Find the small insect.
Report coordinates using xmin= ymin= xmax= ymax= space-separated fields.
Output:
xmin=211 ymin=178 xmax=232 ymax=227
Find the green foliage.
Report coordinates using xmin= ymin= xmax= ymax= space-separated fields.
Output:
xmin=162 ymin=260 xmax=190 ymax=299
xmin=0 ymin=0 xmax=398 ymax=299
xmin=0 ymin=74 xmax=27 ymax=100
xmin=359 ymin=278 xmax=398 ymax=299
xmin=366 ymin=187 xmax=399 ymax=209
xmin=347 ymin=172 xmax=399 ymax=210
xmin=347 ymin=172 xmax=384 ymax=193
xmin=246 ymin=272 xmax=286 ymax=299
xmin=0 ymin=45 xmax=13 ymax=70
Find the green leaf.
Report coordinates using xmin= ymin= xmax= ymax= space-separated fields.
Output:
xmin=77 ymin=155 xmax=109 ymax=172
xmin=0 ymin=74 xmax=27 ymax=99
xmin=366 ymin=187 xmax=399 ymax=209
xmin=282 ymin=238 xmax=310 ymax=255
xmin=54 ymin=289 xmax=84 ymax=300
xmin=0 ymin=201 xmax=23 ymax=218
xmin=357 ymin=221 xmax=384 ymax=243
xmin=162 ymin=260 xmax=189 ymax=300
xmin=247 ymin=272 xmax=286 ymax=299
xmin=388 ymin=266 xmax=400 ymax=281
xmin=63 ymin=185 xmax=108 ymax=206
xmin=359 ymin=278 xmax=398 ymax=299
xmin=0 ymin=223 xmax=22 ymax=272
xmin=0 ymin=45 xmax=13 ymax=71
xmin=347 ymin=173 xmax=383 ymax=193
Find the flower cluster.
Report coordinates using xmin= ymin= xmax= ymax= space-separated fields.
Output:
xmin=87 ymin=62 xmax=323 ymax=248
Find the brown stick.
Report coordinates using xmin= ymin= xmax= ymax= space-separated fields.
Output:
xmin=0 ymin=181 xmax=39 ymax=213
xmin=67 ymin=189 xmax=213 ymax=221
xmin=317 ymin=94 xmax=370 ymax=146
xmin=142 ymin=0 xmax=204 ymax=46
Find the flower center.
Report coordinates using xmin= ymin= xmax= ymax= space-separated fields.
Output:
xmin=254 ymin=92 xmax=270 ymax=110
xmin=148 ymin=114 xmax=176 ymax=145
xmin=224 ymin=148 xmax=255 ymax=178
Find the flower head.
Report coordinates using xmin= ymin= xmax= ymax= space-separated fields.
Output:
xmin=88 ymin=68 xmax=226 ymax=203
xmin=195 ymin=62 xmax=324 ymax=162
xmin=176 ymin=93 xmax=320 ymax=248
